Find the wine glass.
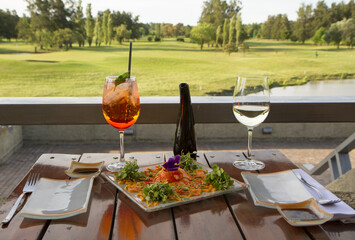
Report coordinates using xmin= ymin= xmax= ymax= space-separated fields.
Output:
xmin=232 ymin=75 xmax=270 ymax=170
xmin=102 ymin=76 xmax=140 ymax=171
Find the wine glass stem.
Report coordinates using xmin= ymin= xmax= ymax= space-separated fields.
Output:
xmin=119 ymin=130 xmax=125 ymax=162
xmin=247 ymin=127 xmax=253 ymax=159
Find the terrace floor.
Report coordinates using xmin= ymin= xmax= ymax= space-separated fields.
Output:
xmin=1 ymin=139 xmax=354 ymax=207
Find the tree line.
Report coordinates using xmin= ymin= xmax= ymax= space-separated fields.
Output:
xmin=1 ymin=0 xmax=354 ymax=50
xmin=194 ymin=0 xmax=354 ymax=51
xmin=257 ymin=0 xmax=355 ymax=48
xmin=0 ymin=0 xmax=192 ymax=50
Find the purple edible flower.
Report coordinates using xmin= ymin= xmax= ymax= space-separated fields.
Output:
xmin=162 ymin=155 xmax=181 ymax=171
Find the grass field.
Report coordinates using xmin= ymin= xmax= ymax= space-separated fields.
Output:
xmin=0 ymin=39 xmax=354 ymax=97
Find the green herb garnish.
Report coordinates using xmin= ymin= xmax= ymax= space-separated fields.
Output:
xmin=179 ymin=152 xmax=201 ymax=171
xmin=205 ymin=165 xmax=234 ymax=190
xmin=142 ymin=182 xmax=176 ymax=203
xmin=115 ymin=72 xmax=130 ymax=86
xmin=114 ymin=159 xmax=145 ymax=181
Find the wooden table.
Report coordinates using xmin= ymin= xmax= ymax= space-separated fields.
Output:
xmin=1 ymin=150 xmax=354 ymax=240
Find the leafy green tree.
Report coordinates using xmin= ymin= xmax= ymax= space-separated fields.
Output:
xmin=26 ymin=0 xmax=73 ymax=47
xmin=108 ymin=13 xmax=113 ymax=45
xmin=280 ymin=15 xmax=291 ymax=40
xmin=26 ymin=0 xmax=52 ymax=31
xmin=190 ymin=23 xmax=216 ymax=50
xmin=110 ymin=10 xmax=141 ymax=39
xmin=73 ymin=0 xmax=85 ymax=47
xmin=216 ymin=25 xmax=222 ymax=47
xmin=125 ymin=29 xmax=132 ymax=40
xmin=94 ymin=16 xmax=102 ymax=46
xmin=246 ymin=23 xmax=261 ymax=38
xmin=238 ymin=26 xmax=249 ymax=44
xmin=162 ymin=24 xmax=174 ymax=37
xmin=54 ymin=28 xmax=75 ymax=50
xmin=16 ymin=16 xmax=33 ymax=41
xmin=0 ymin=9 xmax=19 ymax=40
xmin=324 ymin=22 xmax=342 ymax=48
xmin=222 ymin=19 xmax=229 ymax=47
xmin=349 ymin=0 xmax=355 ymax=18
xmin=229 ymin=14 xmax=236 ymax=45
xmin=294 ymin=4 xmax=314 ymax=44
xmin=329 ymin=2 xmax=343 ymax=24
xmin=262 ymin=16 xmax=275 ymax=39
xmin=102 ymin=11 xmax=109 ymax=45
xmin=138 ymin=27 xmax=146 ymax=38
xmin=175 ymin=23 xmax=185 ymax=37
xmin=85 ymin=4 xmax=94 ymax=46
xmin=199 ymin=0 xmax=241 ymax=28
xmin=35 ymin=29 xmax=54 ymax=48
xmin=50 ymin=0 xmax=71 ymax=30
xmin=312 ymin=27 xmax=326 ymax=45
xmin=338 ymin=18 xmax=355 ymax=48
xmin=154 ymin=23 xmax=161 ymax=39
xmin=184 ymin=25 xmax=192 ymax=37
xmin=313 ymin=1 xmax=331 ymax=31
xmin=271 ymin=14 xmax=282 ymax=40
xmin=115 ymin=24 xmax=127 ymax=44
xmin=235 ymin=13 xmax=242 ymax=45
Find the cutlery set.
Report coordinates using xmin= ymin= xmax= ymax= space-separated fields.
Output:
xmin=2 ymin=173 xmax=39 ymax=224
xmin=0 ymin=171 xmax=343 ymax=224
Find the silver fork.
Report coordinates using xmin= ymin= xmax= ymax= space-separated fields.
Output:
xmin=2 ymin=173 xmax=40 ymax=224
xmin=294 ymin=172 xmax=341 ymax=205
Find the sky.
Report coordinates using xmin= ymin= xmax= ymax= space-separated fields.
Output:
xmin=0 ymin=0 xmax=349 ymax=25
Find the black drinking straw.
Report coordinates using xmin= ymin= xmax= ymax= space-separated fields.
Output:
xmin=128 ymin=41 xmax=132 ymax=78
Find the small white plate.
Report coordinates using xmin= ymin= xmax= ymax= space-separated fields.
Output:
xmin=65 ymin=161 xmax=104 ymax=178
xmin=20 ymin=177 xmax=94 ymax=220
xmin=276 ymin=199 xmax=333 ymax=226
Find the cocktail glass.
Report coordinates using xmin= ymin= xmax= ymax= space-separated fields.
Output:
xmin=102 ymin=76 xmax=140 ymax=171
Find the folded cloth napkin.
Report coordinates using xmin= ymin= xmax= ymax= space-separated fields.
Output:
xmin=293 ymin=169 xmax=355 ymax=221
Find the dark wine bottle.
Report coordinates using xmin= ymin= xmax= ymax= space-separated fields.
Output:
xmin=173 ymin=83 xmax=197 ymax=158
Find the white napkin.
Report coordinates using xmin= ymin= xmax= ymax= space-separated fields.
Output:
xmin=293 ymin=169 xmax=355 ymax=221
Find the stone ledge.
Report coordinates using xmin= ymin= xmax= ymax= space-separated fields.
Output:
xmin=0 ymin=126 xmax=23 ymax=164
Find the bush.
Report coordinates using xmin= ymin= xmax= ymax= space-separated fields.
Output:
xmin=223 ymin=43 xmax=238 ymax=55
xmin=147 ymin=36 xmax=153 ymax=42
xmin=177 ymin=37 xmax=184 ymax=42
xmin=239 ymin=43 xmax=249 ymax=51
xmin=154 ymin=36 xmax=161 ymax=42
xmin=341 ymin=73 xmax=348 ymax=79
xmin=290 ymin=35 xmax=298 ymax=42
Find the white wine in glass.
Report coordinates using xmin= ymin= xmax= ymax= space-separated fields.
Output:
xmin=232 ymin=75 xmax=270 ymax=170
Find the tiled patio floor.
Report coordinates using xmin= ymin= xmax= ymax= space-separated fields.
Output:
xmin=1 ymin=139 xmax=354 ymax=205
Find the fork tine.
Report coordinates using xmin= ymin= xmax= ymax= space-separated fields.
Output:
xmin=30 ymin=173 xmax=36 ymax=186
xmin=29 ymin=173 xmax=35 ymax=185
xmin=34 ymin=173 xmax=40 ymax=185
xmin=24 ymin=173 xmax=33 ymax=187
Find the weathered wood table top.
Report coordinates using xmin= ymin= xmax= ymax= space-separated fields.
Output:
xmin=1 ymin=150 xmax=354 ymax=240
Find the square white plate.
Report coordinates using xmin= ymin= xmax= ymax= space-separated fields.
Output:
xmin=102 ymin=163 xmax=246 ymax=212
xmin=241 ymin=170 xmax=313 ymax=208
xmin=20 ymin=177 xmax=94 ymax=220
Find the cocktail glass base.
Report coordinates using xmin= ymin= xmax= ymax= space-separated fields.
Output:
xmin=233 ymin=159 xmax=265 ymax=171
xmin=106 ymin=162 xmax=125 ymax=172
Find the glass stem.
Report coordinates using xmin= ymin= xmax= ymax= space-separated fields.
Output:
xmin=119 ymin=130 xmax=125 ymax=162
xmin=247 ymin=127 xmax=254 ymax=159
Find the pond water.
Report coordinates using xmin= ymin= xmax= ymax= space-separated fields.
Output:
xmin=265 ymin=79 xmax=355 ymax=96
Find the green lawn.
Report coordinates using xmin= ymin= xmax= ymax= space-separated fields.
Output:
xmin=0 ymin=39 xmax=354 ymax=97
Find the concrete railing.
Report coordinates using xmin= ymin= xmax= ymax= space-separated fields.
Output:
xmin=1 ymin=96 xmax=355 ymax=163
xmin=1 ymin=96 xmax=355 ymax=125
